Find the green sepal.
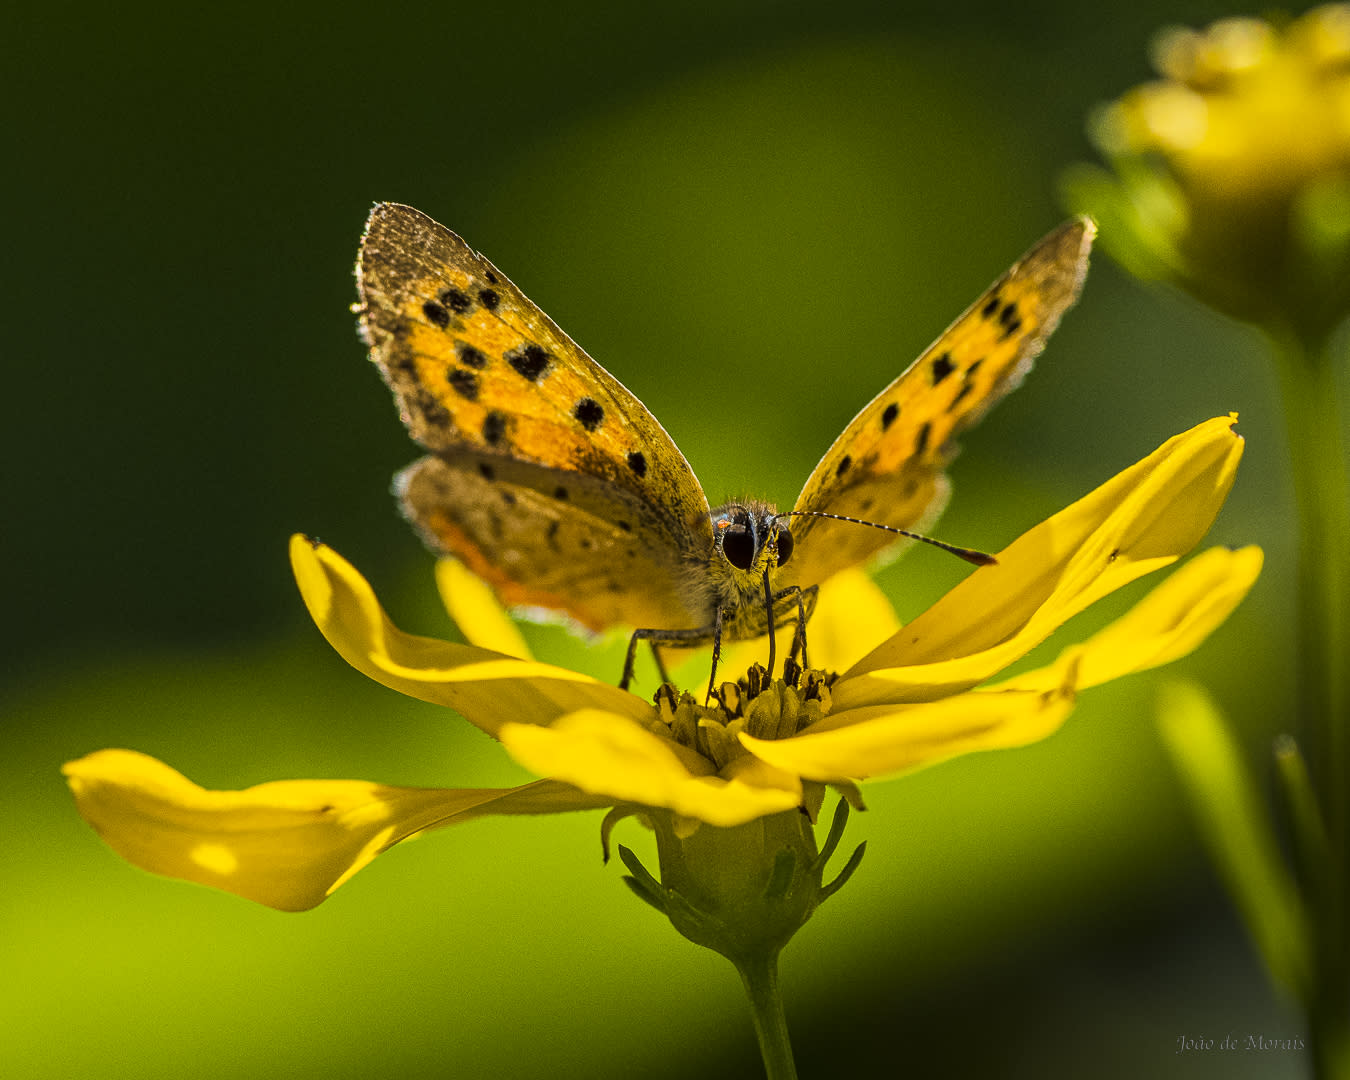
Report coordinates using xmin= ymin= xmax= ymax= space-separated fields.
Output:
xmin=820 ymin=842 xmax=867 ymax=905
xmin=1156 ymin=681 xmax=1313 ymax=1002
xmin=1273 ymin=734 xmax=1332 ymax=907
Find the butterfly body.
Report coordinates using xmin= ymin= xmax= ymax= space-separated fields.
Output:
xmin=356 ymin=204 xmax=1094 ymax=685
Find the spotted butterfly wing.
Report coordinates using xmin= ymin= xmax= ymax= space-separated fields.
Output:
xmin=779 ymin=218 xmax=1096 ymax=593
xmin=357 ymin=202 xmax=717 ymax=633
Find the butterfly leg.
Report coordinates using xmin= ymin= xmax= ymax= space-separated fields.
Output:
xmin=620 ymin=621 xmax=720 ymax=694
xmin=648 ymin=643 xmax=673 ymax=686
xmin=620 ymin=631 xmax=648 ymax=692
xmin=783 ymin=584 xmax=818 ymax=669
xmin=762 ymin=583 xmax=818 ymax=671
xmin=705 ymin=605 xmax=726 ymax=705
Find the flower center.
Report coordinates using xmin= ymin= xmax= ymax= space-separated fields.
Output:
xmin=652 ymin=661 xmax=837 ymax=769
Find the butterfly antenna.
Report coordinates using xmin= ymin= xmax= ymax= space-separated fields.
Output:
xmin=783 ymin=510 xmax=997 ymax=567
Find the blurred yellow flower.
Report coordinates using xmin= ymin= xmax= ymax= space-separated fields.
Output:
xmin=65 ymin=416 xmax=1258 ymax=913
xmin=1068 ymin=4 xmax=1350 ymax=337
xmin=1066 ymin=14 xmax=1350 ymax=1069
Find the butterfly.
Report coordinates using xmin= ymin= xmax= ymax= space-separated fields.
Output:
xmin=355 ymin=204 xmax=1094 ymax=694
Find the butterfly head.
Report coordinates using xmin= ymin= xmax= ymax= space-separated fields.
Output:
xmin=711 ymin=500 xmax=794 ymax=577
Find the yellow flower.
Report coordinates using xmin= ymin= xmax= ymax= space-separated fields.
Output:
xmin=64 ymin=416 xmax=1259 ymax=913
xmin=1066 ymin=4 xmax=1350 ymax=338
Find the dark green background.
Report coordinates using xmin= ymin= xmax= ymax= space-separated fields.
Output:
xmin=5 ymin=2 xmax=1314 ymax=1077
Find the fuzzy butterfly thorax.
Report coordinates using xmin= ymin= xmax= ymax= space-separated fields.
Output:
xmin=697 ymin=498 xmax=803 ymax=640
xmin=356 ymin=204 xmax=1094 ymax=686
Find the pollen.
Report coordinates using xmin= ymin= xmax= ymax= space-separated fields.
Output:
xmin=653 ymin=663 xmax=836 ymax=769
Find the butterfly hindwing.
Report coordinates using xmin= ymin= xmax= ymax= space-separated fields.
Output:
xmin=782 ymin=217 xmax=1095 ymax=591
xmin=358 ymin=202 xmax=716 ymax=630
xmin=397 ymin=454 xmax=700 ymax=632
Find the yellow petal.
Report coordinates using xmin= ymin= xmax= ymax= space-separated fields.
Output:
xmin=290 ymin=535 xmax=651 ymax=735
xmin=63 ymin=749 xmax=609 ymax=911
xmin=499 ymin=709 xmax=802 ymax=827
xmin=837 ymin=416 xmax=1243 ymax=708
xmin=990 ymin=545 xmax=1263 ymax=693
xmin=434 ymin=557 xmax=533 ymax=660
xmin=739 ymin=678 xmax=1077 ymax=782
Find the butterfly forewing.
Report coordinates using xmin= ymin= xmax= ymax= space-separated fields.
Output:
xmin=782 ymin=217 xmax=1096 ymax=590
xmin=358 ymin=202 xmax=716 ymax=631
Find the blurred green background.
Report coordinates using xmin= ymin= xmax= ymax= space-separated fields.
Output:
xmin=4 ymin=1 xmax=1315 ymax=1077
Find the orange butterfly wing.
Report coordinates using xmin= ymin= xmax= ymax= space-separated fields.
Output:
xmin=782 ymin=218 xmax=1096 ymax=591
xmin=357 ymin=203 xmax=716 ymax=633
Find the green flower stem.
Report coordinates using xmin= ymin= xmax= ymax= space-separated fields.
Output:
xmin=1274 ymin=330 xmax=1350 ymax=1078
xmin=734 ymin=950 xmax=798 ymax=1080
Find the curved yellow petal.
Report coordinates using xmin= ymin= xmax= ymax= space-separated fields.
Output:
xmin=63 ymin=749 xmax=609 ymax=911
xmin=499 ymin=710 xmax=802 ymax=828
xmin=739 ymin=680 xmax=1077 ymax=783
xmin=290 ymin=536 xmax=651 ymax=734
xmin=990 ymin=545 xmax=1263 ymax=694
xmin=837 ymin=416 xmax=1243 ymax=708
xmin=435 ymin=557 xmax=533 ymax=660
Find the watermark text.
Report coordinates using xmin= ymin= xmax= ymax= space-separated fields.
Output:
xmin=1176 ymin=1033 xmax=1305 ymax=1054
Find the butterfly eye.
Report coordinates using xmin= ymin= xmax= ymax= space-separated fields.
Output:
xmin=721 ymin=526 xmax=756 ymax=570
xmin=773 ymin=525 xmax=794 ymax=567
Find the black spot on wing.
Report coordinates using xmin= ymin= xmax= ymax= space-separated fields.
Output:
xmin=981 ymin=294 xmax=1001 ymax=319
xmin=478 ymin=462 xmax=495 ymax=481
xmin=507 ymin=343 xmax=552 ymax=381
xmin=483 ymin=410 xmax=508 ymax=446
xmin=915 ymin=421 xmax=931 ymax=455
xmin=447 ymin=368 xmax=479 ymax=401
xmin=387 ymin=346 xmax=416 ymax=376
xmin=881 ymin=402 xmax=899 ymax=431
xmin=478 ymin=288 xmax=501 ymax=311
xmin=439 ymin=287 xmax=474 ymax=314
xmin=553 ymin=486 xmax=569 ymax=500
xmin=573 ymin=397 xmax=604 ymax=431
xmin=422 ymin=300 xmax=450 ymax=328
xmin=998 ymin=300 xmax=1023 ymax=340
xmin=627 ymin=451 xmax=648 ymax=477
xmin=931 ymin=352 xmax=955 ymax=384
xmin=456 ymin=341 xmax=489 ymax=369
xmin=835 ymin=454 xmax=852 ymax=479
xmin=414 ymin=389 xmax=451 ymax=430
